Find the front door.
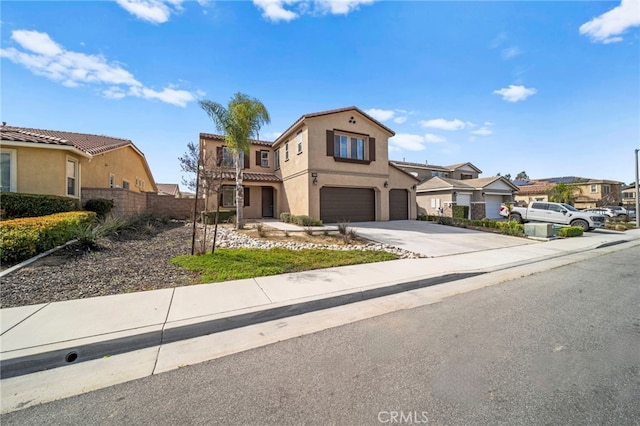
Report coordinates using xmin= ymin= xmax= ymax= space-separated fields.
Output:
xmin=262 ymin=186 xmax=274 ymax=217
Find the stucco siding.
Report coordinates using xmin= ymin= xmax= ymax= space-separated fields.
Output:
xmin=82 ymin=146 xmax=154 ymax=192
xmin=13 ymin=146 xmax=81 ymax=197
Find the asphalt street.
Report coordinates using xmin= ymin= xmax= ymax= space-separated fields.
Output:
xmin=2 ymin=247 xmax=639 ymax=425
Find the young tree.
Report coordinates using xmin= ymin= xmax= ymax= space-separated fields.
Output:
xmin=199 ymin=93 xmax=270 ymax=229
xmin=179 ymin=141 xmax=224 ymax=254
xmin=547 ymin=183 xmax=582 ymax=205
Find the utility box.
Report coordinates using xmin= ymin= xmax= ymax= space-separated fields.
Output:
xmin=524 ymin=223 xmax=554 ymax=238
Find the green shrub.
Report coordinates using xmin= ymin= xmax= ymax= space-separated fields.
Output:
xmin=452 ymin=205 xmax=469 ymax=220
xmin=557 ymin=226 xmax=584 ymax=238
xmin=1 ymin=211 xmax=96 ymax=263
xmin=1 ymin=192 xmax=81 ymax=219
xmin=293 ymin=215 xmax=323 ymax=226
xmin=84 ymin=198 xmax=114 ymax=218
xmin=497 ymin=220 xmax=525 ymax=236
xmin=280 ymin=212 xmax=292 ymax=223
xmin=417 ymin=214 xmax=428 ymax=221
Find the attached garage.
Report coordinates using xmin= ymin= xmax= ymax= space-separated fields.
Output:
xmin=320 ymin=187 xmax=375 ymax=223
xmin=484 ymin=195 xmax=503 ymax=219
xmin=389 ymin=189 xmax=408 ymax=220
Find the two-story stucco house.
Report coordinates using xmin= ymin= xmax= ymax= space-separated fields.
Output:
xmin=200 ymin=106 xmax=419 ymax=223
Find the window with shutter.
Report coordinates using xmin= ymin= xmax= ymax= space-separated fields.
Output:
xmin=328 ymin=130 xmax=373 ymax=164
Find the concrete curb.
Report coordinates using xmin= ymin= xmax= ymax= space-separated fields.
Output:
xmin=0 ymin=272 xmax=483 ymax=379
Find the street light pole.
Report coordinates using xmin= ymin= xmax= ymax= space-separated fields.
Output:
xmin=635 ymin=148 xmax=639 ymax=228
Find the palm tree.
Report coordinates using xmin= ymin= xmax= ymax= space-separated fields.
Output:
xmin=199 ymin=93 xmax=270 ymax=229
xmin=547 ymin=183 xmax=582 ymax=205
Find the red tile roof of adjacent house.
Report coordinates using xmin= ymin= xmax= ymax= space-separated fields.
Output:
xmin=516 ymin=182 xmax=553 ymax=195
xmin=1 ymin=125 xmax=140 ymax=156
xmin=199 ymin=133 xmax=274 ymax=147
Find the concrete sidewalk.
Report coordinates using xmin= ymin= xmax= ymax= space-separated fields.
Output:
xmin=1 ymin=228 xmax=639 ymax=413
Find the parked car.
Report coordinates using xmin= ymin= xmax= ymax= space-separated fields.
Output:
xmin=604 ymin=206 xmax=628 ymax=217
xmin=505 ymin=201 xmax=606 ymax=231
xmin=582 ymin=207 xmax=615 ymax=217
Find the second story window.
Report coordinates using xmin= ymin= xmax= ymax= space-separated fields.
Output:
xmin=603 ymin=184 xmax=611 ymax=194
xmin=274 ymin=149 xmax=280 ymax=170
xmin=333 ymin=134 xmax=366 ymax=161
xmin=222 ymin=147 xmax=236 ymax=167
xmin=261 ymin=150 xmax=269 ymax=167
xmin=285 ymin=142 xmax=289 ymax=161
xmin=297 ymin=132 xmax=303 ymax=154
xmin=590 ymin=184 xmax=597 ymax=193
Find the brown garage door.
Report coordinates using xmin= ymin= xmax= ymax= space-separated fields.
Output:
xmin=320 ymin=187 xmax=375 ymax=223
xmin=389 ymin=189 xmax=408 ymax=220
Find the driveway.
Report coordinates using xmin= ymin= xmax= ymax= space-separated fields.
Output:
xmin=350 ymin=220 xmax=537 ymax=257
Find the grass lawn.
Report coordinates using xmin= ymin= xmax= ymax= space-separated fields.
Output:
xmin=172 ymin=248 xmax=398 ymax=283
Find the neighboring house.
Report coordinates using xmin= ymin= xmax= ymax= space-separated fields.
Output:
xmin=513 ymin=181 xmax=553 ymax=204
xmin=621 ymin=183 xmax=637 ymax=209
xmin=514 ymin=176 xmax=623 ymax=209
xmin=391 ymin=160 xmax=482 ymax=181
xmin=157 ymin=183 xmax=182 ymax=198
xmin=200 ymin=106 xmax=419 ymax=222
xmin=415 ymin=175 xmax=518 ymax=219
xmin=0 ymin=124 xmax=157 ymax=200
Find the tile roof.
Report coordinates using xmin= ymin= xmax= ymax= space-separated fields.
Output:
xmin=417 ymin=176 xmax=518 ymax=192
xmin=157 ymin=183 xmax=180 ymax=196
xmin=516 ymin=182 xmax=553 ymax=195
xmin=219 ymin=171 xmax=281 ymax=183
xmin=200 ymin=133 xmax=274 ymax=147
xmin=390 ymin=160 xmax=451 ymax=172
xmin=1 ymin=125 xmax=137 ymax=155
xmin=388 ymin=162 xmax=421 ymax=181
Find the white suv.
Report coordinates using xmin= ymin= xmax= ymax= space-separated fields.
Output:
xmin=605 ymin=206 xmax=628 ymax=217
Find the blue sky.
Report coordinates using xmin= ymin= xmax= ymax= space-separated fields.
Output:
xmin=2 ymin=0 xmax=639 ymax=189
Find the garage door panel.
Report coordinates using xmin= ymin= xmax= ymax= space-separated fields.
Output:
xmin=485 ymin=195 xmax=502 ymax=219
xmin=389 ymin=189 xmax=408 ymax=220
xmin=320 ymin=187 xmax=375 ymax=223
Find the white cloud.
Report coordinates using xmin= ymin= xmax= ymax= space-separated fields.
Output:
xmin=484 ymin=121 xmax=495 ymax=126
xmin=389 ymin=133 xmax=426 ymax=151
xmin=471 ymin=127 xmax=493 ymax=136
xmin=315 ymin=0 xmax=375 ymax=15
xmin=253 ymin=0 xmax=299 ymax=22
xmin=252 ymin=0 xmax=375 ymax=22
xmin=0 ymin=30 xmax=195 ymax=107
xmin=501 ymin=46 xmax=521 ymax=59
xmin=493 ymin=85 xmax=537 ymax=102
xmin=393 ymin=116 xmax=407 ymax=124
xmin=419 ymin=118 xmax=468 ymax=131
xmin=424 ymin=133 xmax=446 ymax=143
xmin=115 ymin=0 xmax=186 ymax=24
xmin=579 ymin=0 xmax=640 ymax=44
xmin=365 ymin=108 xmax=395 ymax=121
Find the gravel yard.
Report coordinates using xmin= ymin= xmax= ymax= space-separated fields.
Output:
xmin=0 ymin=221 xmax=419 ymax=309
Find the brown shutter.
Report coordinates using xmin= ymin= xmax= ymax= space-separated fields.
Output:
xmin=369 ymin=138 xmax=376 ymax=161
xmin=255 ymin=150 xmax=261 ymax=166
xmin=244 ymin=187 xmax=250 ymax=207
xmin=244 ymin=151 xmax=250 ymax=169
xmin=216 ymin=146 xmax=223 ymax=166
xmin=326 ymin=130 xmax=334 ymax=156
